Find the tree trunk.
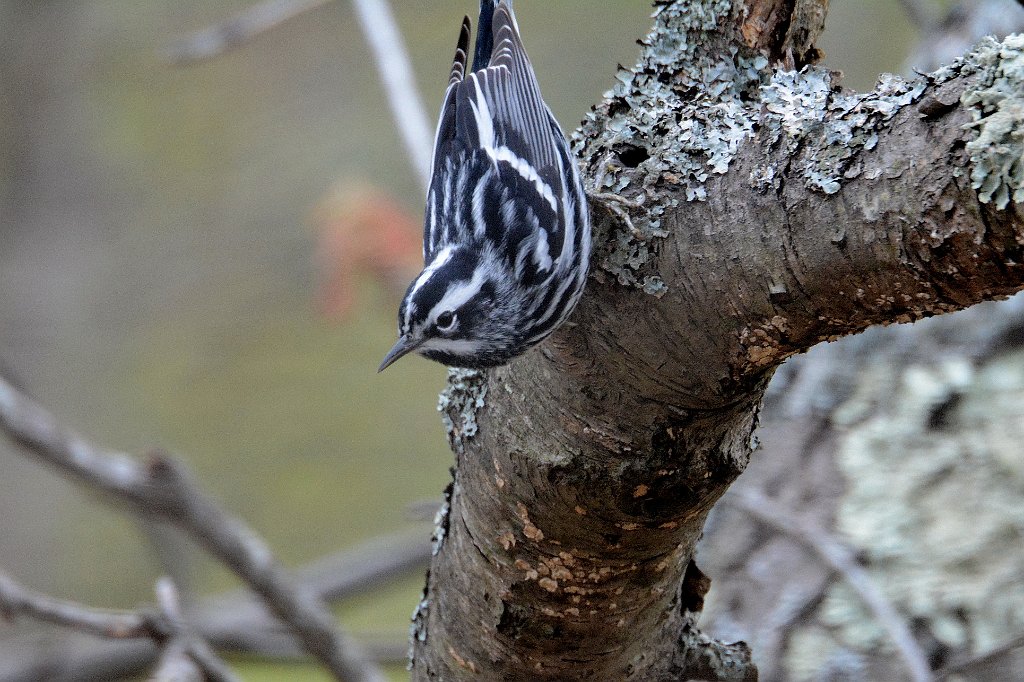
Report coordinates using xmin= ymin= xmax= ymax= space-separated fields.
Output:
xmin=411 ymin=1 xmax=1024 ymax=679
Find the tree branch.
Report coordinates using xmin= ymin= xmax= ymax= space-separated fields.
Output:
xmin=0 ymin=527 xmax=430 ymax=678
xmin=725 ymin=490 xmax=934 ymax=682
xmin=573 ymin=28 xmax=1024 ymax=411
xmin=162 ymin=0 xmax=333 ymax=64
xmin=0 ymin=571 xmax=160 ymax=641
xmin=0 ymin=571 xmax=239 ymax=682
xmin=164 ymin=0 xmax=433 ymax=190
xmin=0 ymin=374 xmax=385 ymax=682
xmin=410 ymin=0 xmax=1023 ymax=678
xmin=936 ymin=632 xmax=1024 ymax=679
xmin=152 ymin=578 xmax=241 ymax=682
xmin=351 ymin=0 xmax=433 ymax=189
xmin=896 ymin=0 xmax=936 ymax=30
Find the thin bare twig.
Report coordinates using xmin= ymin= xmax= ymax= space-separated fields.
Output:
xmin=896 ymin=0 xmax=936 ymax=29
xmin=0 ymin=570 xmax=159 ymax=640
xmin=936 ymin=632 xmax=1024 ymax=679
xmin=0 ymin=375 xmax=385 ymax=682
xmin=164 ymin=0 xmax=433 ymax=189
xmin=755 ymin=575 xmax=831 ymax=682
xmin=727 ymin=489 xmax=935 ymax=682
xmin=0 ymin=527 xmax=430 ymax=678
xmin=163 ymin=0 xmax=334 ymax=64
xmin=154 ymin=577 xmax=241 ymax=682
xmin=196 ymin=526 xmax=431 ymax=654
xmin=351 ymin=0 xmax=434 ymax=189
xmin=0 ymin=571 xmax=239 ymax=682
xmin=151 ymin=638 xmax=204 ymax=682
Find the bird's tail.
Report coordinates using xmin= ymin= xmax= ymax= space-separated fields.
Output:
xmin=471 ymin=0 xmax=498 ymax=71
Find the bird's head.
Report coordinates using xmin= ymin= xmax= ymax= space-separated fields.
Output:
xmin=378 ymin=246 xmax=512 ymax=371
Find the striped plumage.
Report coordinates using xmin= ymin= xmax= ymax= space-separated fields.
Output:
xmin=379 ymin=0 xmax=590 ymax=371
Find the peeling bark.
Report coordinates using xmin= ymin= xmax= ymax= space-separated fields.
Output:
xmin=411 ymin=1 xmax=1024 ymax=679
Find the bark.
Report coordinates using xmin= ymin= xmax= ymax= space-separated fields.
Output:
xmin=698 ymin=295 xmax=1024 ymax=681
xmin=411 ymin=1 xmax=1024 ymax=679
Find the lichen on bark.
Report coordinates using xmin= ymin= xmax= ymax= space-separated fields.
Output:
xmin=437 ymin=368 xmax=487 ymax=452
xmin=758 ymin=68 xmax=927 ymax=194
xmin=778 ymin=344 xmax=1024 ymax=676
xmin=574 ymin=0 xmax=768 ymax=292
xmin=412 ymin=3 xmax=1024 ymax=680
xmin=961 ymin=34 xmax=1024 ymax=209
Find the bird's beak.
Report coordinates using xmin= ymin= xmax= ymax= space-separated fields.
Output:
xmin=378 ymin=335 xmax=419 ymax=372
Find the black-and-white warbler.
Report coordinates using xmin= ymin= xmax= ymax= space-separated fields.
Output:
xmin=379 ymin=0 xmax=590 ymax=371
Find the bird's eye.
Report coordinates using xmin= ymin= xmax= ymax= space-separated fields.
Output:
xmin=436 ymin=311 xmax=457 ymax=331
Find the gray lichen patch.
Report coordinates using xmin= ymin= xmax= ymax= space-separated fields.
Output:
xmin=758 ymin=68 xmax=927 ymax=195
xmin=592 ymin=200 xmax=669 ymax=288
xmin=802 ymin=351 xmax=1024 ymax=663
xmin=677 ymin=613 xmax=757 ymax=680
xmin=438 ymin=368 xmax=488 ymax=452
xmin=431 ymin=477 xmax=453 ymax=558
xmin=574 ymin=0 xmax=769 ymax=292
xmin=960 ymin=34 xmax=1024 ymax=209
xmin=573 ymin=0 xmax=931 ymax=295
xmin=642 ymin=275 xmax=668 ymax=298
xmin=407 ymin=593 xmax=431 ymax=668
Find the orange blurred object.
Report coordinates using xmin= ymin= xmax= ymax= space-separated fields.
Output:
xmin=312 ymin=181 xmax=423 ymax=322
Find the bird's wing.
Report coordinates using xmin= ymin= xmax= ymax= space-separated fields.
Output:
xmin=457 ymin=2 xmax=561 ymax=176
xmin=424 ymin=17 xmax=471 ymax=259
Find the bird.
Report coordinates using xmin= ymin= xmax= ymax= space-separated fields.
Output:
xmin=378 ymin=0 xmax=591 ymax=371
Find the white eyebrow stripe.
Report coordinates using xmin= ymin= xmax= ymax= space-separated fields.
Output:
xmin=406 ymin=246 xmax=455 ymax=328
xmin=403 ymin=302 xmax=417 ymax=331
xmin=429 ymin=267 xmax=486 ymax=324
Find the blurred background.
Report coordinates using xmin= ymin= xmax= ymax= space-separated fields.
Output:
xmin=0 ymin=0 xmax=1018 ymax=680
